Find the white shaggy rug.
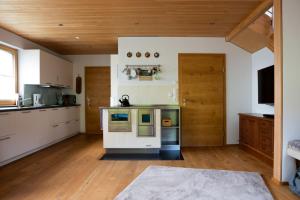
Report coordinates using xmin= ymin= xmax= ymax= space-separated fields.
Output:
xmin=115 ymin=166 xmax=273 ymax=200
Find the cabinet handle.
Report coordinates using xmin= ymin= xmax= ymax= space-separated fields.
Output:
xmin=0 ymin=113 xmax=9 ymax=116
xmin=21 ymin=111 xmax=31 ymax=114
xmin=52 ymin=108 xmax=59 ymax=111
xmin=0 ymin=136 xmax=11 ymax=141
xmin=75 ymin=119 xmax=79 ymax=122
xmin=65 ymin=121 xmax=71 ymax=124
xmin=52 ymin=124 xmax=59 ymax=127
xmin=39 ymin=109 xmax=47 ymax=112
xmin=145 ymin=144 xmax=152 ymax=147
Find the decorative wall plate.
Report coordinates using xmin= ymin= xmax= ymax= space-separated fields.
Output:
xmin=136 ymin=52 xmax=142 ymax=58
xmin=127 ymin=52 xmax=132 ymax=58
xmin=145 ymin=52 xmax=150 ymax=58
xmin=154 ymin=52 xmax=160 ymax=58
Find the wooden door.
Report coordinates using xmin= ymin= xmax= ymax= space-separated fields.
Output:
xmin=85 ymin=67 xmax=110 ymax=134
xmin=179 ymin=54 xmax=226 ymax=146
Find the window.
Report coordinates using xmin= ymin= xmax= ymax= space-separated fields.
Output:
xmin=265 ymin=7 xmax=273 ymax=18
xmin=0 ymin=44 xmax=18 ymax=105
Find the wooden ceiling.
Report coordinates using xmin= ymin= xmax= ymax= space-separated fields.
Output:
xmin=0 ymin=0 xmax=264 ymax=54
xmin=231 ymin=14 xmax=274 ymax=53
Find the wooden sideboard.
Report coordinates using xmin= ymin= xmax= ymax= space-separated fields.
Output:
xmin=239 ymin=113 xmax=274 ymax=165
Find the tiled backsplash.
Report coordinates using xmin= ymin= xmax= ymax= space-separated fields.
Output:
xmin=23 ymin=85 xmax=63 ymax=106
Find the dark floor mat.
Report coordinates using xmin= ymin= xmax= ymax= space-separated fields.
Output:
xmin=100 ymin=150 xmax=184 ymax=160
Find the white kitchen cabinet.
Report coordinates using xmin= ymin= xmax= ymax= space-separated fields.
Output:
xmin=50 ymin=107 xmax=65 ymax=125
xmin=0 ymin=133 xmax=20 ymax=162
xmin=49 ymin=107 xmax=74 ymax=140
xmin=35 ymin=109 xmax=51 ymax=145
xmin=71 ymin=119 xmax=80 ymax=135
xmin=0 ymin=112 xmax=18 ymax=163
xmin=0 ymin=112 xmax=16 ymax=137
xmin=0 ymin=106 xmax=80 ymax=166
xmin=16 ymin=110 xmax=41 ymax=152
xmin=19 ymin=49 xmax=73 ymax=91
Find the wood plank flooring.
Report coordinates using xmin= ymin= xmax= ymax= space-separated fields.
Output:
xmin=0 ymin=134 xmax=298 ymax=200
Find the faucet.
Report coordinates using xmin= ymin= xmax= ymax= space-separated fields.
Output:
xmin=17 ymin=96 xmax=32 ymax=108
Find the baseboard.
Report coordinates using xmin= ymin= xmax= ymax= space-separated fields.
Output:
xmin=239 ymin=144 xmax=273 ymax=166
xmin=225 ymin=144 xmax=239 ymax=147
xmin=0 ymin=133 xmax=80 ymax=167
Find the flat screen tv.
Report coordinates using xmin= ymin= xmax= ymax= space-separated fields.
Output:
xmin=258 ymin=65 xmax=274 ymax=104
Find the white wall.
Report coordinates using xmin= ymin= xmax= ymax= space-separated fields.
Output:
xmin=64 ymin=55 xmax=111 ymax=133
xmin=281 ymin=0 xmax=300 ymax=182
xmin=115 ymin=37 xmax=253 ymax=144
xmin=251 ymin=48 xmax=274 ymax=114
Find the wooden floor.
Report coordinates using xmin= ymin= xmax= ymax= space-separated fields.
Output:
xmin=0 ymin=134 xmax=298 ymax=200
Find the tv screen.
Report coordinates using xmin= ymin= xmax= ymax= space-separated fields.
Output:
xmin=258 ymin=65 xmax=274 ymax=104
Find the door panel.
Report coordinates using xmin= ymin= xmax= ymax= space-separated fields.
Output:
xmin=85 ymin=67 xmax=110 ymax=134
xmin=179 ymin=54 xmax=226 ymax=146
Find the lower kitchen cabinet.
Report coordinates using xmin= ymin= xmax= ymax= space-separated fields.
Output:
xmin=0 ymin=133 xmax=21 ymax=162
xmin=16 ymin=110 xmax=41 ymax=152
xmin=0 ymin=106 xmax=80 ymax=166
xmin=0 ymin=112 xmax=16 ymax=137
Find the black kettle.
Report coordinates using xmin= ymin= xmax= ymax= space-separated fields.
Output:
xmin=119 ymin=95 xmax=130 ymax=107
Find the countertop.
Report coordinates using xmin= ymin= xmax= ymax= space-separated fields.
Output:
xmin=0 ymin=104 xmax=80 ymax=113
xmin=100 ymin=105 xmax=180 ymax=110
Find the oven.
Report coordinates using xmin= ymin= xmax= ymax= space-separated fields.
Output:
xmin=138 ymin=109 xmax=155 ymax=137
xmin=108 ymin=109 xmax=132 ymax=132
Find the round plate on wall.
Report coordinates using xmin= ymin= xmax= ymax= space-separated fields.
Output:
xmin=136 ymin=52 xmax=142 ymax=58
xmin=145 ymin=52 xmax=150 ymax=58
xmin=127 ymin=52 xmax=132 ymax=58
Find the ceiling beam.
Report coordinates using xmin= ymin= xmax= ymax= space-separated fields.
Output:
xmin=225 ymin=0 xmax=273 ymax=42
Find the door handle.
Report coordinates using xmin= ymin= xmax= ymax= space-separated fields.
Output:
xmin=21 ymin=111 xmax=31 ymax=114
xmin=0 ymin=136 xmax=11 ymax=141
xmin=86 ymin=97 xmax=91 ymax=108
xmin=183 ymin=98 xmax=187 ymax=107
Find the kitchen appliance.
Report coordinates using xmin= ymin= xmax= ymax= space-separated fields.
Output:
xmin=138 ymin=109 xmax=155 ymax=137
xmin=108 ymin=109 xmax=132 ymax=132
xmin=33 ymin=94 xmax=43 ymax=107
xmin=119 ymin=95 xmax=130 ymax=107
xmin=56 ymin=93 xmax=63 ymax=105
xmin=63 ymin=95 xmax=77 ymax=106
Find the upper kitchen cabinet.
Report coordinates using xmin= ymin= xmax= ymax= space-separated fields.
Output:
xmin=19 ymin=50 xmax=73 ymax=90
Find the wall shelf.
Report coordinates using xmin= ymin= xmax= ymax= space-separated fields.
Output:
xmin=125 ymin=64 xmax=161 ymax=68
xmin=162 ymin=126 xmax=180 ymax=129
xmin=161 ymin=108 xmax=180 ymax=150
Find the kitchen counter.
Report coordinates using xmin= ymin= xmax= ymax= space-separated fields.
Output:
xmin=100 ymin=105 xmax=180 ymax=110
xmin=101 ymin=105 xmax=181 ymax=152
xmin=0 ymin=104 xmax=80 ymax=112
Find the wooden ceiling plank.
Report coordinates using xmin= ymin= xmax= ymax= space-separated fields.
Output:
xmin=0 ymin=0 xmax=263 ymax=54
xmin=225 ymin=0 xmax=273 ymax=42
